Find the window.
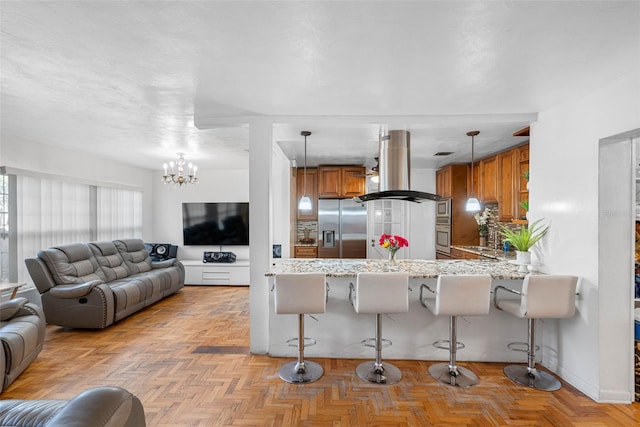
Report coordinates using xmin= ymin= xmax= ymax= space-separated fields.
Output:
xmin=97 ymin=187 xmax=143 ymax=240
xmin=0 ymin=174 xmax=8 ymax=282
xmin=0 ymin=172 xmax=143 ymax=288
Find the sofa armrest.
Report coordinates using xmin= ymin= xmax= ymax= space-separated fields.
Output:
xmin=0 ymin=297 xmax=29 ymax=321
xmin=38 ymin=386 xmax=145 ymax=427
xmin=151 ymin=258 xmax=176 ymax=269
xmin=48 ymin=280 xmax=104 ymax=299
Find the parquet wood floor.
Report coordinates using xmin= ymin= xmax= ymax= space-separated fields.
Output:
xmin=2 ymin=286 xmax=639 ymax=426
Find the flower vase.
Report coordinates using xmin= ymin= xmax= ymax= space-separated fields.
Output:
xmin=388 ymin=250 xmax=398 ymax=271
xmin=479 ymin=236 xmax=487 ymax=247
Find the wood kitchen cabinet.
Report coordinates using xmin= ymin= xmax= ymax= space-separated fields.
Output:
xmin=497 ymin=149 xmax=518 ymax=222
xmin=518 ymin=144 xmax=530 ymax=220
xmin=294 ymin=246 xmax=318 ymax=258
xmin=450 ymin=248 xmax=480 ymax=260
xmin=318 ymin=166 xmax=366 ymax=198
xmin=436 ymin=167 xmax=452 ymax=198
xmin=479 ymin=155 xmax=498 ymax=203
xmin=435 ymin=164 xmax=479 ymax=248
xmin=296 ymin=167 xmax=317 ymax=220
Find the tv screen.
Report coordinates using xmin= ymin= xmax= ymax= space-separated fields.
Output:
xmin=182 ymin=202 xmax=250 ymax=246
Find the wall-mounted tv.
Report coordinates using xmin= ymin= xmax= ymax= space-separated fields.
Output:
xmin=182 ymin=202 xmax=249 ymax=246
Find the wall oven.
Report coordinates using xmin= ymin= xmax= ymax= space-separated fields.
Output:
xmin=435 ymin=199 xmax=451 ymax=255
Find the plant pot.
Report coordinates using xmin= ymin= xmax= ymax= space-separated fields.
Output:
xmin=516 ymin=251 xmax=531 ymax=273
xmin=479 ymin=236 xmax=487 ymax=247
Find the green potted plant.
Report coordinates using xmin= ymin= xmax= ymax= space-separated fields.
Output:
xmin=498 ymin=219 xmax=549 ymax=271
xmin=519 ymin=200 xmax=529 ymax=220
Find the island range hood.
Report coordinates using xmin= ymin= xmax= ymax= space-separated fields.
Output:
xmin=353 ymin=130 xmax=442 ymax=203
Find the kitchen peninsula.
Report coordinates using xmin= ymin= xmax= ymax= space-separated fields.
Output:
xmin=266 ymin=258 xmax=529 ymax=362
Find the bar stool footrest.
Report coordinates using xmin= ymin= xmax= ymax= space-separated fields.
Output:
xmin=286 ymin=337 xmax=317 ymax=348
xmin=507 ymin=341 xmax=540 ymax=353
xmin=361 ymin=338 xmax=392 ymax=348
xmin=433 ymin=339 xmax=465 ymax=351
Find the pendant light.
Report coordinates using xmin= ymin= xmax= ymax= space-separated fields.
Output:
xmin=298 ymin=131 xmax=312 ymax=210
xmin=465 ymin=130 xmax=482 ymax=212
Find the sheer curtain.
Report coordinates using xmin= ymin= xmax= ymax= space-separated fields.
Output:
xmin=96 ymin=187 xmax=142 ymax=241
xmin=16 ymin=176 xmax=91 ymax=284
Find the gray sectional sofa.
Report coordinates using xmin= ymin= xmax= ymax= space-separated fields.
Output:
xmin=25 ymin=239 xmax=184 ymax=329
xmin=0 ymin=297 xmax=45 ymax=393
xmin=0 ymin=386 xmax=146 ymax=426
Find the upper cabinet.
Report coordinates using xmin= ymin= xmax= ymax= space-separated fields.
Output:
xmin=518 ymin=144 xmax=530 ymax=220
xmin=435 ymin=167 xmax=451 ymax=198
xmin=296 ymin=167 xmax=318 ymax=220
xmin=497 ymin=149 xmax=517 ymax=221
xmin=451 ymin=142 xmax=530 ymax=223
xmin=318 ymin=166 xmax=366 ymax=198
xmin=479 ymin=155 xmax=498 ymax=203
xmin=436 ymin=164 xmax=468 ymax=199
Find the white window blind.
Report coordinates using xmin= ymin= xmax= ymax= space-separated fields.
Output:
xmin=16 ymin=176 xmax=91 ymax=284
xmin=96 ymin=187 xmax=143 ymax=241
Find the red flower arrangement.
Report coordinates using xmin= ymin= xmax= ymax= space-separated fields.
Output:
xmin=378 ymin=234 xmax=409 ymax=252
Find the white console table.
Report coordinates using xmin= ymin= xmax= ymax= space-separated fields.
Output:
xmin=181 ymin=260 xmax=250 ymax=286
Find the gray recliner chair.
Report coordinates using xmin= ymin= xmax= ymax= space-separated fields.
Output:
xmin=0 ymin=297 xmax=45 ymax=392
xmin=0 ymin=386 xmax=146 ymax=426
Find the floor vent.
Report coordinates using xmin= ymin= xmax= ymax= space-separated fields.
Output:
xmin=193 ymin=346 xmax=250 ymax=355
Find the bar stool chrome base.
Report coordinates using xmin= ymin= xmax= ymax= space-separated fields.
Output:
xmin=503 ymin=365 xmax=561 ymax=391
xmin=428 ymin=363 xmax=479 ymax=388
xmin=356 ymin=361 xmax=402 ymax=384
xmin=278 ymin=360 xmax=324 ymax=384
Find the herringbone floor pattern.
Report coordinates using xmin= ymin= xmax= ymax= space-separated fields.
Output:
xmin=2 ymin=286 xmax=639 ymax=426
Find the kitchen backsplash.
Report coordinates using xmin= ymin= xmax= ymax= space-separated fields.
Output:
xmin=485 ymin=204 xmax=526 ymax=250
xmin=296 ymin=221 xmax=318 ymax=245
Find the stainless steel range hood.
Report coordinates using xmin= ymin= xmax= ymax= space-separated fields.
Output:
xmin=353 ymin=130 xmax=442 ymax=203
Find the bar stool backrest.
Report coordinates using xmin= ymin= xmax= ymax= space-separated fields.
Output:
xmin=521 ymin=275 xmax=578 ymax=319
xmin=274 ymin=273 xmax=327 ymax=315
xmin=434 ymin=275 xmax=492 ymax=316
xmin=354 ymin=272 xmax=409 ymax=314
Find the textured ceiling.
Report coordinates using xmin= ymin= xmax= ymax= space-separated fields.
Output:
xmin=1 ymin=1 xmax=638 ymax=171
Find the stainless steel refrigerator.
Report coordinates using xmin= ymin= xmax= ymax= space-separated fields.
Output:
xmin=317 ymin=199 xmax=367 ymax=259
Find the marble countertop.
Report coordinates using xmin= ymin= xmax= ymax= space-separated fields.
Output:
xmin=451 ymin=245 xmax=517 ymax=261
xmin=267 ymin=258 xmax=527 ymax=280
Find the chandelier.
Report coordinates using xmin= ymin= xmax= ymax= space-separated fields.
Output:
xmin=162 ymin=152 xmax=198 ymax=187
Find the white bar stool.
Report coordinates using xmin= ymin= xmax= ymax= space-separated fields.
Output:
xmin=274 ymin=273 xmax=327 ymax=384
xmin=349 ymin=272 xmax=409 ymax=385
xmin=494 ymin=274 xmax=578 ymax=391
xmin=420 ymin=275 xmax=492 ymax=387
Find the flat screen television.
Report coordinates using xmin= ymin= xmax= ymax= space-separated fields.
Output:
xmin=182 ymin=202 xmax=249 ymax=246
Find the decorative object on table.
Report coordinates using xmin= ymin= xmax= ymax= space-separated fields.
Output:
xmin=379 ymin=234 xmax=409 ymax=270
xmin=162 ymin=152 xmax=198 ymax=187
xmin=498 ymin=219 xmax=549 ymax=272
xmin=474 ymin=207 xmax=492 ymax=247
xmin=465 ymin=130 xmax=482 ymax=212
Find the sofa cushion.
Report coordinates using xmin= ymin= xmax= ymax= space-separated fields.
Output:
xmin=114 ymin=239 xmax=153 ymax=274
xmin=37 ymin=243 xmax=106 ymax=285
xmin=89 ymin=241 xmax=130 ymax=282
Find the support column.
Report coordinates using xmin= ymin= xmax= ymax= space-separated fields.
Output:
xmin=249 ymin=118 xmax=273 ymax=353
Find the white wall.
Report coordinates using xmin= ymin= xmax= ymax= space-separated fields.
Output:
xmin=0 ymin=134 xmax=155 ymax=240
xmin=151 ymin=168 xmax=251 ymax=260
xmin=532 ymin=70 xmax=640 ymax=402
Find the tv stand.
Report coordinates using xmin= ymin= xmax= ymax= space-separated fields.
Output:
xmin=181 ymin=260 xmax=250 ymax=286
